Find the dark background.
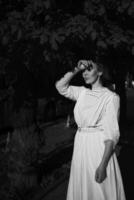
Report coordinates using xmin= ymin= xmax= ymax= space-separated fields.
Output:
xmin=0 ymin=0 xmax=134 ymax=199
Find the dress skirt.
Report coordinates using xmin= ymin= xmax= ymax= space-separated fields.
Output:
xmin=66 ymin=128 xmax=126 ymax=200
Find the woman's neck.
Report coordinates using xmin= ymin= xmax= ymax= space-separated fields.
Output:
xmin=91 ymin=81 xmax=104 ymax=90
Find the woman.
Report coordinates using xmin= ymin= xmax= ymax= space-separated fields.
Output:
xmin=55 ymin=59 xmax=126 ymax=200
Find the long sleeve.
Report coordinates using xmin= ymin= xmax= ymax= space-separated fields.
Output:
xmin=102 ymin=93 xmax=120 ymax=148
xmin=55 ymin=72 xmax=84 ymax=101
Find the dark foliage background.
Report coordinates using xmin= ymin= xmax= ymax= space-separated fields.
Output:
xmin=0 ymin=0 xmax=134 ymax=199
xmin=0 ymin=0 xmax=134 ymax=124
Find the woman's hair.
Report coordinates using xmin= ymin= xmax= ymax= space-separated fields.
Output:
xmin=91 ymin=55 xmax=114 ymax=90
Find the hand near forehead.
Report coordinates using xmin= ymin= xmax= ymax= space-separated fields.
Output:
xmin=77 ymin=60 xmax=88 ymax=70
xmin=73 ymin=60 xmax=93 ymax=74
xmin=77 ymin=60 xmax=93 ymax=70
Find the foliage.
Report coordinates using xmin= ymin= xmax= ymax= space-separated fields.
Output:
xmin=1 ymin=0 xmax=134 ymax=68
xmin=6 ymin=123 xmax=45 ymax=198
xmin=0 ymin=0 xmax=134 ymax=106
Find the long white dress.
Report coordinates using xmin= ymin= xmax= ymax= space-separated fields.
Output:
xmin=56 ymin=73 xmax=126 ymax=200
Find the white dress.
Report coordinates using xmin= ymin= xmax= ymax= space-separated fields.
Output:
xmin=56 ymin=73 xmax=126 ymax=200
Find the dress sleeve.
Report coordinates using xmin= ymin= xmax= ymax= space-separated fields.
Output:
xmin=102 ymin=93 xmax=120 ymax=148
xmin=55 ymin=72 xmax=84 ymax=101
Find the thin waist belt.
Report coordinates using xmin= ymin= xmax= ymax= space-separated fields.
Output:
xmin=78 ymin=126 xmax=103 ymax=132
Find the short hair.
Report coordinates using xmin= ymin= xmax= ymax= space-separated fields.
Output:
xmin=91 ymin=55 xmax=112 ymax=87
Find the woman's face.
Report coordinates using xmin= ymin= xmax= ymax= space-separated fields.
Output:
xmin=82 ymin=61 xmax=103 ymax=85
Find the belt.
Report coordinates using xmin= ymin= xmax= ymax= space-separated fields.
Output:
xmin=78 ymin=126 xmax=103 ymax=132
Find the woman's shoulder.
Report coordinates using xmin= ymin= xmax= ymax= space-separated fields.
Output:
xmin=104 ymin=88 xmax=120 ymax=101
xmin=78 ymin=86 xmax=88 ymax=92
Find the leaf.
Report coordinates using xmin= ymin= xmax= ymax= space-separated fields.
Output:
xmin=45 ymin=15 xmax=51 ymax=21
xmin=49 ymin=32 xmax=58 ymax=50
xmin=98 ymin=6 xmax=105 ymax=16
xmin=91 ymin=31 xmax=97 ymax=41
xmin=49 ymin=31 xmax=66 ymax=50
xmin=40 ymin=34 xmax=48 ymax=44
xmin=85 ymin=25 xmax=93 ymax=34
xmin=17 ymin=29 xmax=22 ymax=40
xmin=2 ymin=36 xmax=9 ymax=45
xmin=51 ymin=40 xmax=58 ymax=50
xmin=122 ymin=0 xmax=130 ymax=9
xmin=44 ymin=0 xmax=50 ymax=9
xmin=131 ymin=46 xmax=134 ymax=55
xmin=11 ymin=25 xmax=18 ymax=34
xmin=128 ymin=2 xmax=134 ymax=16
xmin=43 ymin=50 xmax=51 ymax=62
xmin=97 ymin=40 xmax=107 ymax=49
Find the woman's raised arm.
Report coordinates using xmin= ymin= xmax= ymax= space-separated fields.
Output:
xmin=55 ymin=61 xmax=87 ymax=101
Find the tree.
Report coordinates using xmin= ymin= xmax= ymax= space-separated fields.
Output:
xmin=1 ymin=0 xmax=134 ymax=132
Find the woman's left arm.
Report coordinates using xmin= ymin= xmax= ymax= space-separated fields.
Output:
xmin=95 ymin=94 xmax=120 ymax=183
xmin=100 ymin=140 xmax=114 ymax=168
xmin=95 ymin=141 xmax=114 ymax=183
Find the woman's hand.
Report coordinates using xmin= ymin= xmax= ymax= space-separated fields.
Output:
xmin=77 ymin=60 xmax=89 ymax=70
xmin=95 ymin=164 xmax=107 ymax=183
xmin=73 ymin=60 xmax=91 ymax=74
